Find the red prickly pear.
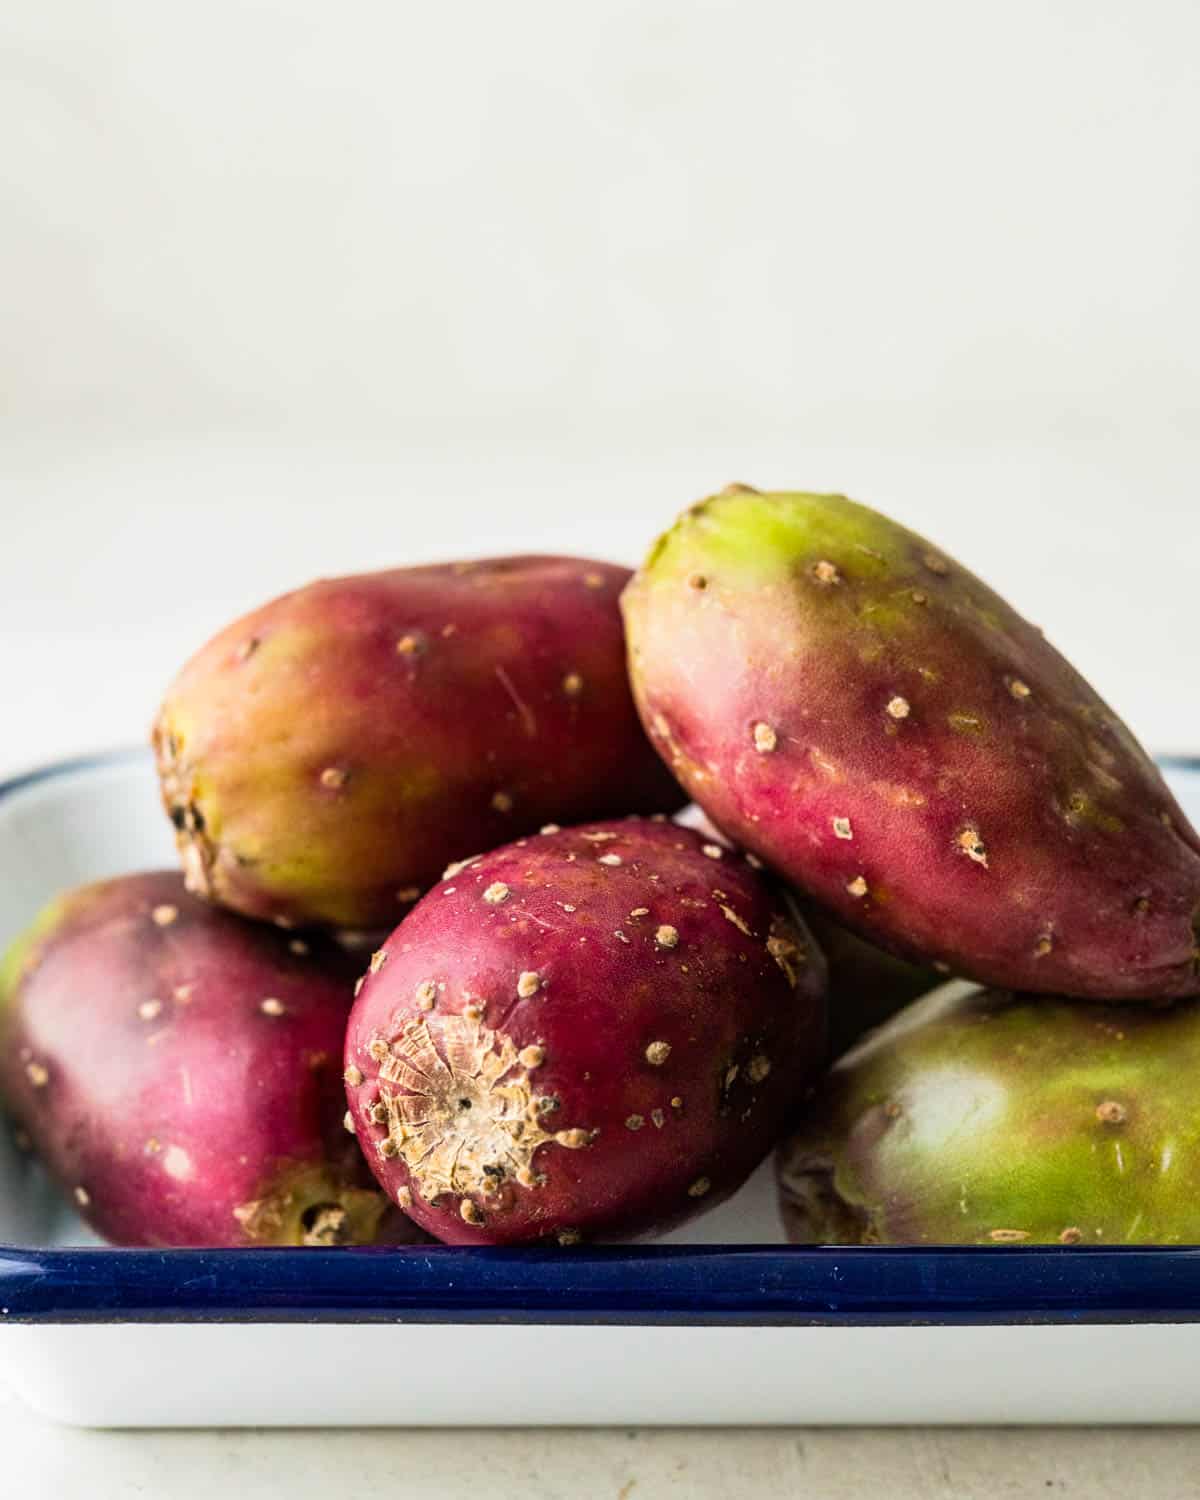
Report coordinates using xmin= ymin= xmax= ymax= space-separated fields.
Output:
xmin=0 ymin=873 xmax=420 ymax=1247
xmin=622 ymin=487 xmax=1200 ymax=1000
xmin=154 ymin=557 xmax=683 ymax=930
xmin=345 ymin=819 xmax=828 ymax=1244
xmin=778 ymin=983 xmax=1200 ymax=1245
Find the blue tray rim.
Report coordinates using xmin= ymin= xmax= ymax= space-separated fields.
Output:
xmin=4 ymin=750 xmax=1200 ymax=1327
xmin=7 ymin=1244 xmax=1200 ymax=1326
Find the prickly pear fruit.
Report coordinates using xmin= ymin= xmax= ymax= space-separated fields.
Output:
xmin=622 ymin=487 xmax=1200 ymax=999
xmin=345 ymin=818 xmax=828 ymax=1244
xmin=790 ymin=896 xmax=943 ymax=1057
xmin=0 ymin=872 xmax=419 ymax=1247
xmin=777 ymin=983 xmax=1200 ymax=1245
xmin=154 ymin=557 xmax=684 ymax=930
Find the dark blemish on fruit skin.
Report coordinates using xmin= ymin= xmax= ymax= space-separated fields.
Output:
xmin=170 ymin=802 xmax=207 ymax=835
xmin=956 ymin=829 xmax=989 ymax=867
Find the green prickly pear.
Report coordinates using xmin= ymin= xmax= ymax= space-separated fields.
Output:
xmin=622 ymin=487 xmax=1200 ymax=1000
xmin=777 ymin=983 xmax=1200 ymax=1245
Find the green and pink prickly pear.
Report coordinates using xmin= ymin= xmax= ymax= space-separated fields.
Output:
xmin=777 ymin=983 xmax=1200 ymax=1245
xmin=622 ymin=487 xmax=1200 ymax=1000
xmin=0 ymin=872 xmax=419 ymax=1247
xmin=155 ymin=557 xmax=684 ymax=931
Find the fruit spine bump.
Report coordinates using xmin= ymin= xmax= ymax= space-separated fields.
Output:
xmin=0 ymin=872 xmax=414 ymax=1248
xmin=621 ymin=486 xmax=1200 ymax=1000
xmin=154 ymin=556 xmax=684 ymax=930
xmin=345 ymin=817 xmax=828 ymax=1245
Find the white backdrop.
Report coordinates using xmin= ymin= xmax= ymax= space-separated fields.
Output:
xmin=2 ymin=0 xmax=1198 ymax=775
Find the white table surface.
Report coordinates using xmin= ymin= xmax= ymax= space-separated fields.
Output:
xmin=3 ymin=436 xmax=1200 ymax=1494
xmin=5 ymin=1376 xmax=1200 ymax=1500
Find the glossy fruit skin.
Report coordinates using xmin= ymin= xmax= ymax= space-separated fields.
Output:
xmin=154 ymin=556 xmax=684 ymax=930
xmin=0 ymin=872 xmax=419 ymax=1248
xmin=345 ymin=819 xmax=828 ymax=1245
xmin=777 ymin=983 xmax=1200 ymax=1246
xmin=622 ymin=487 xmax=1200 ymax=1000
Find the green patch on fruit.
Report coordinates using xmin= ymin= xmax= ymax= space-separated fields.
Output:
xmin=0 ymin=896 xmax=68 ymax=1017
xmin=664 ymin=491 xmax=905 ymax=589
xmin=233 ymin=1161 xmax=390 ymax=1247
xmin=1062 ymin=790 xmax=1125 ymax=835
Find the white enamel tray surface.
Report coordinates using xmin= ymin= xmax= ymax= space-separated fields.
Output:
xmin=1 ymin=750 xmax=1199 ymax=1429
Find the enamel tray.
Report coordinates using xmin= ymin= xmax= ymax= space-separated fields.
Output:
xmin=2 ymin=750 xmax=1200 ymax=1428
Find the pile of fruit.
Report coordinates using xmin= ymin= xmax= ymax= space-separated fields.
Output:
xmin=3 ymin=487 xmax=1198 ymax=1250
